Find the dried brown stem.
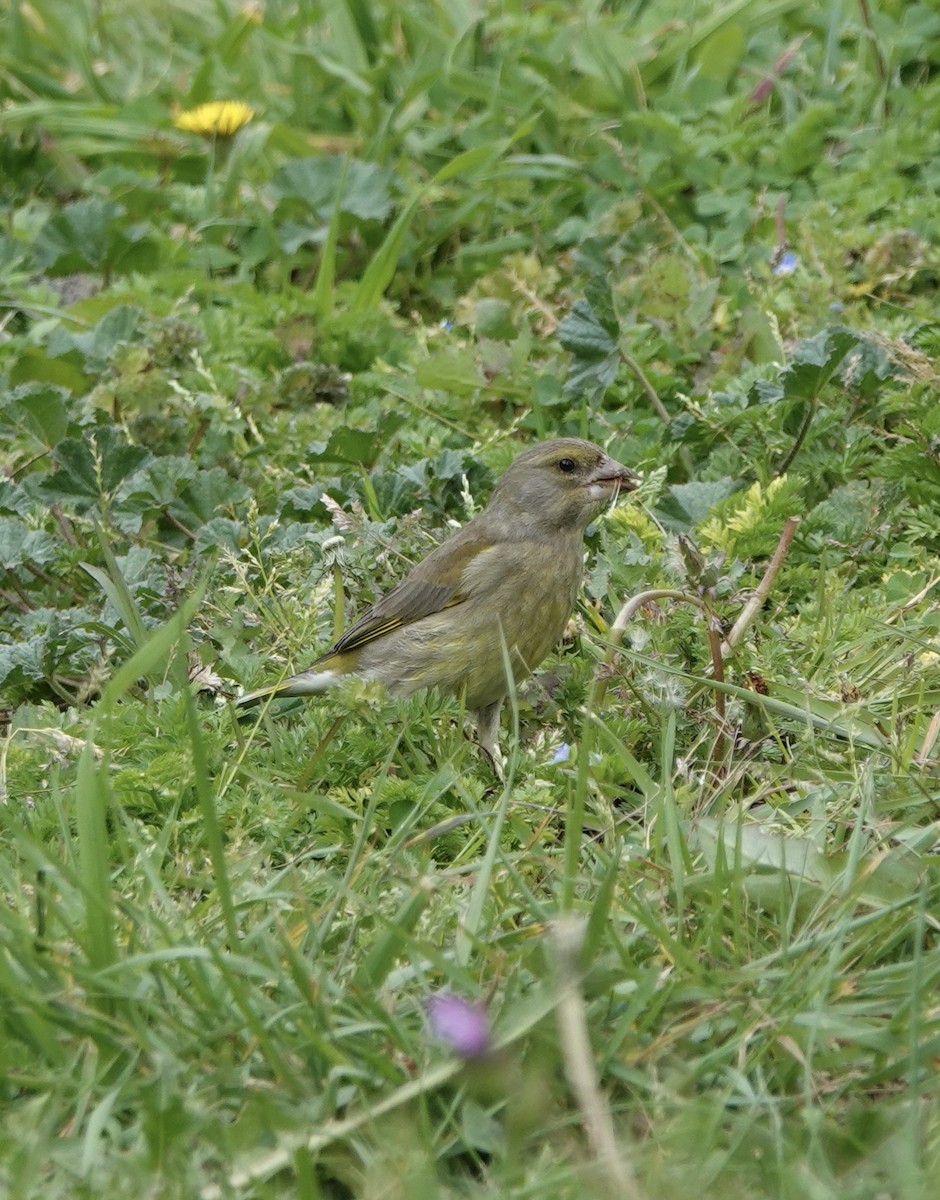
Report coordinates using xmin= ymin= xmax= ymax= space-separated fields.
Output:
xmin=161 ymin=508 xmax=198 ymax=540
xmin=721 ymin=517 xmax=800 ymax=658
xmin=52 ymin=504 xmax=77 ymax=546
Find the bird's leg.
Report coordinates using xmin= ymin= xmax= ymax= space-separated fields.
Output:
xmin=473 ymin=699 xmax=505 ymax=780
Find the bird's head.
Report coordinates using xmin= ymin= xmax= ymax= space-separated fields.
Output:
xmin=487 ymin=438 xmax=637 ymax=533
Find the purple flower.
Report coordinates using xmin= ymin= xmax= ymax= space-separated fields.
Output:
xmin=426 ymin=992 xmax=490 ymax=1058
xmin=550 ymin=742 xmax=571 ymax=764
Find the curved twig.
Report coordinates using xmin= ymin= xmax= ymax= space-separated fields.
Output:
xmin=721 ymin=517 xmax=800 ymax=658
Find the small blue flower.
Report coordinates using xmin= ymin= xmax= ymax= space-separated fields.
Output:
xmin=440 ymin=318 xmax=454 ymax=332
xmin=772 ymin=251 xmax=798 ymax=276
xmin=550 ymin=742 xmax=571 ymax=764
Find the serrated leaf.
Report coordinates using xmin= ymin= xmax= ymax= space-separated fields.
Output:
xmin=558 ymin=280 xmax=622 ymax=401
xmin=841 ymin=336 xmax=894 ymax=396
xmin=308 ymin=415 xmax=406 ymax=467
xmin=557 ymin=298 xmax=618 ymax=359
xmin=279 ymin=485 xmax=325 ymax=517
xmin=193 ymin=517 xmax=243 ymax=555
xmin=790 ymin=326 xmax=858 ymax=369
xmin=169 ymin=468 xmax=250 ymax=528
xmin=562 ymin=352 xmax=619 ymax=400
xmin=42 ymin=437 xmax=99 ymax=500
xmin=93 ymin=427 xmax=152 ymax=494
xmin=276 ymin=220 xmax=325 ymax=255
xmin=40 ymin=428 xmax=151 ymax=505
xmin=460 ymin=1100 xmax=503 ymax=1154
xmin=0 ymin=518 xmax=58 ymax=569
xmin=582 ymin=274 xmax=619 ymax=337
xmin=369 ymin=471 xmax=420 ymax=517
xmin=751 ymin=326 xmax=862 ymax=407
xmin=0 ymin=384 xmax=72 ymax=447
xmin=0 ymin=381 xmax=78 ymax=448
xmin=81 ymin=561 xmax=147 ymax=648
xmin=0 ymin=634 xmax=47 ymax=685
xmin=432 ymin=448 xmax=470 ymax=481
xmin=751 ymin=377 xmax=784 ymax=405
xmin=34 ymin=196 xmax=125 ymax=272
xmin=272 ymin=155 xmax=393 ymax=222
xmin=8 ymin=350 xmax=91 ymax=395
xmin=0 ymin=480 xmax=34 ymax=517
xmin=117 ymin=456 xmax=199 ymax=511
xmin=656 ymin=479 xmax=739 ymax=530
xmin=67 ymin=304 xmax=142 ymax=365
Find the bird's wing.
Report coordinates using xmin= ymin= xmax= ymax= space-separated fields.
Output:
xmin=324 ymin=534 xmax=491 ymax=658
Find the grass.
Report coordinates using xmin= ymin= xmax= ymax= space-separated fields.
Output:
xmin=1 ymin=0 xmax=940 ymax=1196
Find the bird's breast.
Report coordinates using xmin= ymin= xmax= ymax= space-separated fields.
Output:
xmin=356 ymin=535 xmax=584 ymax=710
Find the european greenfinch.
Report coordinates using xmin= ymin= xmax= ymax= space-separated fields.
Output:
xmin=237 ymin=438 xmax=636 ymax=767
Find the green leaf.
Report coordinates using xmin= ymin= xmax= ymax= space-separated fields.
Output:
xmin=80 ymin=522 xmax=148 ymax=651
xmin=557 ymin=298 xmax=618 ymax=360
xmin=42 ymin=436 xmax=99 ymax=500
xmin=460 ymin=1100 xmax=503 ymax=1154
xmin=775 ymin=102 xmax=838 ymax=177
xmin=310 ymin=157 xmax=348 ymax=316
xmin=117 ymin=455 xmax=198 ymax=512
xmin=351 ymin=142 xmax=509 ymax=312
xmin=169 ymin=468 xmax=250 ymax=529
xmin=582 ymin=273 xmax=619 ymax=338
xmin=272 ymin=155 xmax=393 ymax=221
xmin=193 ymin=517 xmax=243 ymax=555
xmin=783 ymin=327 xmax=861 ymax=401
xmin=656 ymin=479 xmax=739 ymax=530
xmin=415 ymin=348 xmax=482 ymax=395
xmin=8 ymin=349 xmax=91 ymax=394
xmin=65 ymin=304 xmax=142 ymax=366
xmin=0 ymin=634 xmax=47 ymax=685
xmin=0 ymin=518 xmax=58 ymax=569
xmin=96 ymin=576 xmax=208 ymax=710
xmin=0 ymin=480 xmax=33 ymax=517
xmin=40 ymin=428 xmax=151 ymax=505
xmin=697 ymin=816 xmax=826 ymax=881
xmin=473 ymin=298 xmax=516 ymax=339
xmin=0 ymin=384 xmax=72 ymax=446
xmin=34 ymin=196 xmax=125 ymax=272
xmin=308 ymin=415 xmax=405 ymax=467
xmin=695 ymin=23 xmax=746 ymax=87
xmin=750 ymin=326 xmax=862 ymax=407
xmin=76 ymin=741 xmax=117 ymax=972
xmin=558 ymin=278 xmax=621 ymax=401
xmin=95 ymin=427 xmax=153 ymax=493
xmin=562 ymin=351 xmax=619 ymax=401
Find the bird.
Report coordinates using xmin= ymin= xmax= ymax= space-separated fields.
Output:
xmin=236 ymin=438 xmax=636 ymax=769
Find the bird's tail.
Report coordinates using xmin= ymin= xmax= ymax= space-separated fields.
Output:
xmin=235 ymin=665 xmax=343 ymax=709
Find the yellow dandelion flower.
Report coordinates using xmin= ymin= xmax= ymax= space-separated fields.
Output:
xmin=175 ymin=101 xmax=255 ymax=138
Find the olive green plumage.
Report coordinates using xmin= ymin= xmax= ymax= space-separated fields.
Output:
xmin=237 ymin=438 xmax=636 ymax=767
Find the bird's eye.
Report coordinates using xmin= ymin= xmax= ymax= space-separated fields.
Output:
xmin=558 ymin=457 xmax=577 ymax=473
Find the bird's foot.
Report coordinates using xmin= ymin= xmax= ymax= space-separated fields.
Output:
xmin=473 ymin=700 xmax=506 ymax=780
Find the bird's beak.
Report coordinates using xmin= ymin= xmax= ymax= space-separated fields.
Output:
xmin=584 ymin=454 xmax=638 ymax=501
